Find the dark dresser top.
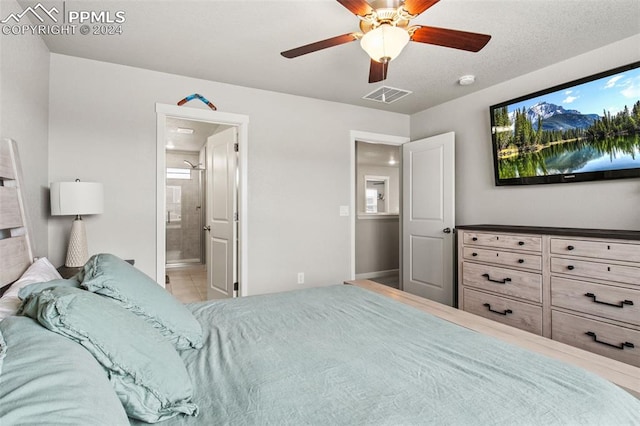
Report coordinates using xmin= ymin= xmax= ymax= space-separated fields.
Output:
xmin=455 ymin=224 xmax=640 ymax=241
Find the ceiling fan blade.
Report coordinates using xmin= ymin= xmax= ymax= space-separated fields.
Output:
xmin=403 ymin=0 xmax=440 ymax=16
xmin=411 ymin=26 xmax=491 ymax=52
xmin=281 ymin=33 xmax=359 ymax=58
xmin=368 ymin=59 xmax=389 ymax=83
xmin=336 ymin=0 xmax=374 ymax=17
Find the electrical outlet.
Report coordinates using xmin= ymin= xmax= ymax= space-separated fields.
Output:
xmin=297 ymin=272 xmax=304 ymax=284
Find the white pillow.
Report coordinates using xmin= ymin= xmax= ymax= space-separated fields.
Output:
xmin=0 ymin=258 xmax=62 ymax=320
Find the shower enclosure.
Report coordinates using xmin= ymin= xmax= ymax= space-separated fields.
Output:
xmin=165 ymin=151 xmax=205 ymax=265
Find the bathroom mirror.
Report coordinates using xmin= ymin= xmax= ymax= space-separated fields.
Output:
xmin=364 ymin=175 xmax=390 ymax=214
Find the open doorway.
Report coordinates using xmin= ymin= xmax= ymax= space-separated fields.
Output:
xmin=355 ymin=141 xmax=401 ymax=289
xmin=349 ymin=131 xmax=409 ymax=289
xmin=156 ymin=104 xmax=249 ymax=299
xmin=164 ymin=117 xmax=228 ymax=302
xmin=350 ymin=130 xmax=456 ymax=305
xmin=165 ymin=118 xmax=217 ymax=267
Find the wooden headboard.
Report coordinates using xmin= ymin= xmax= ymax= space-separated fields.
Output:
xmin=0 ymin=138 xmax=33 ymax=288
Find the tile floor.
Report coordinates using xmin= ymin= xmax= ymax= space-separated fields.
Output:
xmin=166 ymin=264 xmax=207 ymax=303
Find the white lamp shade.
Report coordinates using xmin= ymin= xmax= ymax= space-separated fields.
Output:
xmin=360 ymin=24 xmax=410 ymax=62
xmin=50 ymin=181 xmax=104 ymax=216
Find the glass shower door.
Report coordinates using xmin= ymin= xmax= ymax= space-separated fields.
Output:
xmin=166 ymin=167 xmax=204 ymax=265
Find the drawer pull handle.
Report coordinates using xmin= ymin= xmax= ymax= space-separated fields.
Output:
xmin=472 ymin=237 xmax=478 ymax=241
xmin=585 ymin=332 xmax=635 ymax=350
xmin=483 ymin=303 xmax=512 ymax=316
xmin=518 ymin=241 xmax=525 ymax=246
xmin=567 ymin=245 xmax=575 ymax=250
xmin=584 ymin=293 xmax=634 ymax=308
xmin=472 ymin=252 xmax=478 ymax=257
xmin=518 ymin=259 xmax=524 ymax=264
xmin=482 ymin=273 xmax=511 ymax=284
xmin=567 ymin=265 xmax=575 ymax=270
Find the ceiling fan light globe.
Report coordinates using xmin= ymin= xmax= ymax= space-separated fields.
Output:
xmin=360 ymin=24 xmax=409 ymax=62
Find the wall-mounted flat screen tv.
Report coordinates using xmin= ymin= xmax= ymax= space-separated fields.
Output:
xmin=490 ymin=61 xmax=640 ymax=186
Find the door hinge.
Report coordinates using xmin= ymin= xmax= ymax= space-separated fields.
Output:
xmin=233 ymin=282 xmax=238 ymax=291
xmin=234 ymin=143 xmax=239 ymax=152
xmin=234 ymin=212 xmax=239 ymax=221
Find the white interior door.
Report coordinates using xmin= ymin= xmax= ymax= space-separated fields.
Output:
xmin=402 ymin=132 xmax=455 ymax=305
xmin=205 ymin=127 xmax=237 ymax=299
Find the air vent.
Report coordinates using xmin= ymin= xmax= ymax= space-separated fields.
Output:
xmin=363 ymin=86 xmax=412 ymax=104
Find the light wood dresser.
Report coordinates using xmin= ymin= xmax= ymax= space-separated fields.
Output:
xmin=457 ymin=225 xmax=640 ymax=367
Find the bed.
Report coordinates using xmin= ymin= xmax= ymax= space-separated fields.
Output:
xmin=1 ymin=137 xmax=639 ymax=425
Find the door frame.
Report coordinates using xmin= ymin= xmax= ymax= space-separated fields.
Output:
xmin=156 ymin=104 xmax=249 ymax=296
xmin=349 ymin=130 xmax=409 ymax=281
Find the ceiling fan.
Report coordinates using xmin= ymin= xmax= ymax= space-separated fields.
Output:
xmin=281 ymin=0 xmax=491 ymax=83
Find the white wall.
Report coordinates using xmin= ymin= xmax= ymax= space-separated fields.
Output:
xmin=355 ymin=164 xmax=400 ymax=275
xmin=0 ymin=0 xmax=50 ymax=257
xmin=355 ymin=218 xmax=399 ymax=275
xmin=48 ymin=54 xmax=409 ymax=295
xmin=411 ymin=35 xmax=640 ymax=231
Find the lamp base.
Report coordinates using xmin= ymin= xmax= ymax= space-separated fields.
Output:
xmin=65 ymin=218 xmax=89 ymax=267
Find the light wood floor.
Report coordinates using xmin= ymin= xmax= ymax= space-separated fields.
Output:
xmin=166 ymin=264 xmax=207 ymax=303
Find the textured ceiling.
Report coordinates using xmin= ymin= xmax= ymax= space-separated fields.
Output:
xmin=28 ymin=0 xmax=640 ymax=114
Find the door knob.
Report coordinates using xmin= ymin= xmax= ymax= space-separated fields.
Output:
xmin=203 ymin=225 xmax=211 ymax=231
xmin=443 ymin=227 xmax=452 ymax=234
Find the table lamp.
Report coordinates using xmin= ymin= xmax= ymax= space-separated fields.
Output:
xmin=50 ymin=179 xmax=104 ymax=267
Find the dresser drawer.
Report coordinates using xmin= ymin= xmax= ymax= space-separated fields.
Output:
xmin=463 ymin=247 xmax=542 ymax=271
xmin=552 ymin=310 xmax=639 ymax=367
xmin=463 ymin=287 xmax=543 ymax=335
xmin=551 ymin=277 xmax=640 ymax=326
xmin=463 ymin=232 xmax=542 ymax=252
xmin=551 ymin=257 xmax=640 ymax=286
xmin=462 ymin=262 xmax=542 ymax=303
xmin=551 ymin=238 xmax=640 ymax=263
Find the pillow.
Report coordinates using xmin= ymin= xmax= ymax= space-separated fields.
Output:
xmin=19 ymin=286 xmax=199 ymax=423
xmin=0 ymin=327 xmax=5 ymax=377
xmin=0 ymin=257 xmax=62 ymax=320
xmin=18 ymin=277 xmax=81 ymax=300
xmin=0 ymin=316 xmax=129 ymax=425
xmin=81 ymin=253 xmax=203 ymax=350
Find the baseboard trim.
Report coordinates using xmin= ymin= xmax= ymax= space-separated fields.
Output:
xmin=355 ymin=269 xmax=399 ymax=280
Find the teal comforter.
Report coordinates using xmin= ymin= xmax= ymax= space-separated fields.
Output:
xmin=135 ymin=285 xmax=640 ymax=425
